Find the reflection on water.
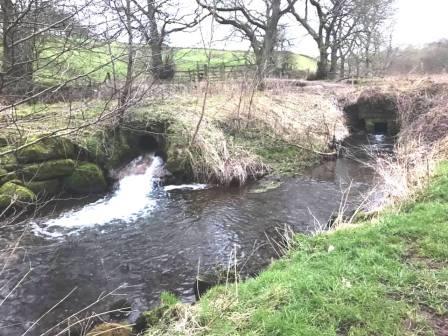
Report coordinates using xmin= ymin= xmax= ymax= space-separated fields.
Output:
xmin=0 ymin=134 xmax=392 ymax=336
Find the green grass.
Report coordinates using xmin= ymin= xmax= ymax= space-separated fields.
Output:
xmin=233 ymin=127 xmax=320 ymax=175
xmin=145 ymin=163 xmax=448 ymax=335
xmin=172 ymin=48 xmax=316 ymax=72
xmin=1 ymin=40 xmax=316 ymax=85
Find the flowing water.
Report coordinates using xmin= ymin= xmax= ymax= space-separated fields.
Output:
xmin=0 ymin=134 xmax=393 ymax=336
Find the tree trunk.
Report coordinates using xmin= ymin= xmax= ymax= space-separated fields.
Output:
xmin=253 ymin=0 xmax=281 ymax=90
xmin=340 ymin=55 xmax=346 ymax=78
xmin=364 ymin=31 xmax=372 ymax=76
xmin=119 ymin=0 xmax=134 ymax=119
xmin=1 ymin=0 xmax=34 ymax=95
xmin=329 ymin=46 xmax=338 ymax=79
xmin=315 ymin=45 xmax=329 ymax=80
xmin=147 ymin=0 xmax=164 ymax=79
xmin=355 ymin=57 xmax=360 ymax=78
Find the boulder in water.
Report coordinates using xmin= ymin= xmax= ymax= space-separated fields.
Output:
xmin=63 ymin=162 xmax=107 ymax=194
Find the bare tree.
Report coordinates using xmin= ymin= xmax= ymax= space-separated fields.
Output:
xmin=130 ymin=0 xmax=203 ymax=80
xmin=289 ymin=0 xmax=357 ymax=79
xmin=197 ymin=0 xmax=296 ymax=89
xmin=289 ymin=0 xmax=394 ymax=79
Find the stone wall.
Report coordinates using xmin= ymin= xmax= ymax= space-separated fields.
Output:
xmin=0 ymin=136 xmax=107 ymax=210
xmin=0 ymin=127 xmax=164 ymax=212
xmin=344 ymin=89 xmax=399 ymax=136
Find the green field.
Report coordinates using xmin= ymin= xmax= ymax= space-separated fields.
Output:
xmin=144 ymin=163 xmax=448 ymax=335
xmin=172 ymin=48 xmax=317 ymax=72
xmin=1 ymin=41 xmax=317 ymax=85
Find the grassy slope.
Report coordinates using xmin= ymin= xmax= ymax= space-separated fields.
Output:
xmin=10 ymin=41 xmax=316 ymax=85
xmin=147 ymin=164 xmax=448 ymax=335
xmin=172 ymin=48 xmax=317 ymax=72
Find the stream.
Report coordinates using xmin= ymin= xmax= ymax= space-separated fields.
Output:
xmin=0 ymin=134 xmax=393 ymax=336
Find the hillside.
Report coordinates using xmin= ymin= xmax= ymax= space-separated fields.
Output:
xmin=0 ymin=41 xmax=317 ymax=86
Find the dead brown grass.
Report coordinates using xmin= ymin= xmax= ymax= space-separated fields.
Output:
xmin=131 ymin=81 xmax=348 ymax=185
xmin=368 ymin=80 xmax=448 ymax=207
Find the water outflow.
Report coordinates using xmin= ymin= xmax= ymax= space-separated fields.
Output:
xmin=34 ymin=155 xmax=165 ymax=236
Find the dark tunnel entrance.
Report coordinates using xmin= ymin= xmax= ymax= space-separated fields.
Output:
xmin=374 ymin=122 xmax=388 ymax=135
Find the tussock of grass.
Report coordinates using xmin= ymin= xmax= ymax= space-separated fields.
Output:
xmin=144 ymin=163 xmax=448 ymax=335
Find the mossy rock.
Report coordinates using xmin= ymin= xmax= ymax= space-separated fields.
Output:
xmin=82 ymin=129 xmax=143 ymax=169
xmin=133 ymin=292 xmax=180 ymax=334
xmin=0 ymin=150 xmax=18 ymax=170
xmin=0 ymin=182 xmax=36 ymax=208
xmin=0 ymin=137 xmax=8 ymax=148
xmin=18 ymin=159 xmax=75 ymax=181
xmin=82 ymin=131 xmax=109 ymax=165
xmin=26 ymin=179 xmax=61 ymax=196
xmin=166 ymin=145 xmax=193 ymax=181
xmin=133 ymin=306 xmax=169 ymax=334
xmin=86 ymin=323 xmax=131 ymax=336
xmin=248 ymin=179 xmax=283 ymax=194
xmin=107 ymin=131 xmax=135 ymax=168
xmin=16 ymin=136 xmax=76 ymax=164
xmin=63 ymin=162 xmax=107 ymax=194
xmin=0 ymin=171 xmax=18 ymax=185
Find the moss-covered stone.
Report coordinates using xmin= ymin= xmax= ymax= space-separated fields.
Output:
xmin=166 ymin=145 xmax=193 ymax=181
xmin=248 ymin=179 xmax=283 ymax=194
xmin=133 ymin=292 xmax=180 ymax=334
xmin=133 ymin=306 xmax=169 ymax=334
xmin=26 ymin=179 xmax=61 ymax=196
xmin=82 ymin=128 xmax=161 ymax=170
xmin=18 ymin=159 xmax=75 ymax=181
xmin=86 ymin=323 xmax=131 ymax=336
xmin=0 ymin=150 xmax=18 ymax=170
xmin=0 ymin=171 xmax=18 ymax=185
xmin=0 ymin=137 xmax=8 ymax=148
xmin=16 ymin=136 xmax=76 ymax=163
xmin=0 ymin=182 xmax=36 ymax=208
xmin=63 ymin=162 xmax=107 ymax=194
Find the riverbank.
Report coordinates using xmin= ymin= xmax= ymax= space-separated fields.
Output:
xmin=0 ymin=82 xmax=348 ymax=212
xmin=132 ymin=161 xmax=448 ymax=335
xmin=123 ymin=79 xmax=448 ymax=336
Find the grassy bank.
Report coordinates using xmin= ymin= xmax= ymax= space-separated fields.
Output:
xmin=140 ymin=162 xmax=448 ymax=335
xmin=128 ymin=85 xmax=344 ymax=183
xmin=5 ymin=83 xmax=344 ymax=185
xmin=172 ymin=48 xmax=317 ymax=72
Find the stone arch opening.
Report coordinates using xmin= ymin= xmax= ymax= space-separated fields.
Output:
xmin=344 ymin=90 xmax=399 ymax=136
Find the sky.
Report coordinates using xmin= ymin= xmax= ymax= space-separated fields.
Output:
xmin=170 ymin=0 xmax=448 ymax=57
xmin=394 ymin=0 xmax=448 ymax=47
